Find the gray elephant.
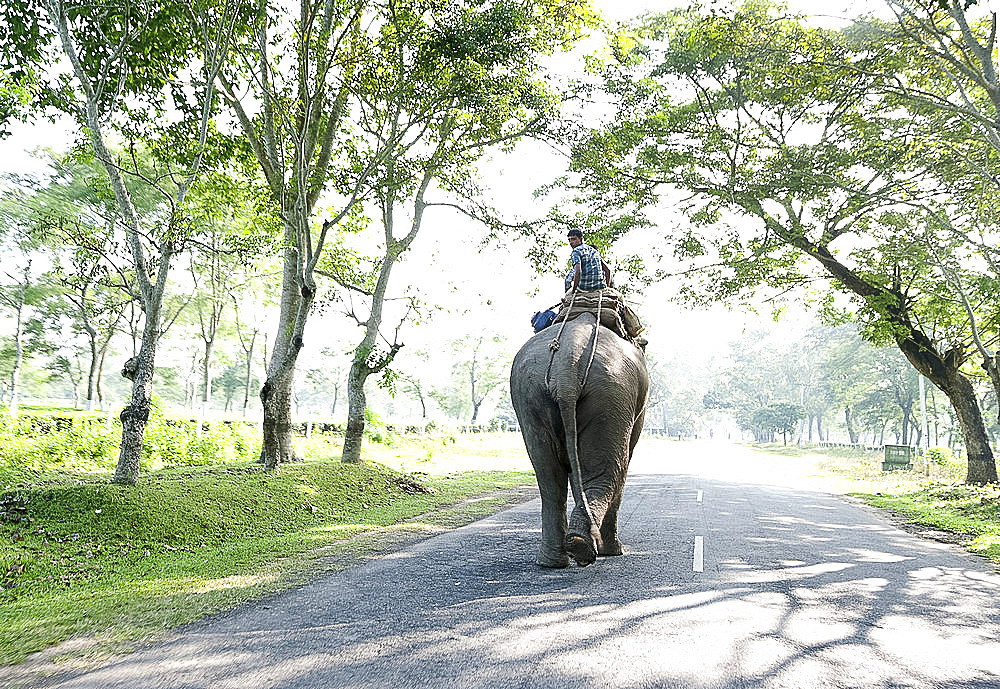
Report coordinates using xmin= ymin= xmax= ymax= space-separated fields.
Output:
xmin=510 ymin=312 xmax=649 ymax=568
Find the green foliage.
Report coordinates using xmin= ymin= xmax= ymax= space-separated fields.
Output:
xmin=926 ymin=446 xmax=955 ymax=466
xmin=562 ymin=0 xmax=1000 ymax=347
xmin=751 ymin=402 xmax=804 ymax=441
xmin=0 ymin=406 xmax=261 ymax=484
xmin=363 ymin=407 xmax=388 ymax=444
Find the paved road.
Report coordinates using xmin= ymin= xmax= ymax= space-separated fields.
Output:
xmin=30 ymin=441 xmax=1000 ymax=688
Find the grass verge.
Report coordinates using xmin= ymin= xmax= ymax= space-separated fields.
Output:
xmin=747 ymin=442 xmax=1000 ymax=564
xmin=0 ymin=433 xmax=534 ymax=671
xmin=858 ymin=485 xmax=1000 ymax=562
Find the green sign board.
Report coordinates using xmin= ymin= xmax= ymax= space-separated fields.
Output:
xmin=882 ymin=444 xmax=914 ymax=471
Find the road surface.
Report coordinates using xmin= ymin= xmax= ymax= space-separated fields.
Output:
xmin=17 ymin=440 xmax=1000 ymax=688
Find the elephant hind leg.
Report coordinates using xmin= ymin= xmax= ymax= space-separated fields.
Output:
xmin=598 ymin=540 xmax=623 ymax=557
xmin=566 ymin=500 xmax=601 ymax=566
xmin=598 ymin=492 xmax=625 ymax=557
xmin=538 ymin=551 xmax=570 ymax=569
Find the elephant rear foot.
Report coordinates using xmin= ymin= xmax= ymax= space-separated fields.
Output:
xmin=599 ymin=540 xmax=624 ymax=557
xmin=565 ymin=533 xmax=597 ymax=567
xmin=537 ymin=551 xmax=570 ymax=569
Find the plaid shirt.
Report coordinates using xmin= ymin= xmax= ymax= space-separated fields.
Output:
xmin=570 ymin=244 xmax=606 ymax=291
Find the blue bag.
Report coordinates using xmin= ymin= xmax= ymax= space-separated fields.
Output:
xmin=531 ymin=309 xmax=557 ymax=333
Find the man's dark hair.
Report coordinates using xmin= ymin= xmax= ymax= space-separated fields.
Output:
xmin=567 ymin=229 xmax=583 ymax=238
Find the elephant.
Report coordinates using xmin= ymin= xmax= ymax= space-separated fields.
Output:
xmin=510 ymin=312 xmax=649 ymax=568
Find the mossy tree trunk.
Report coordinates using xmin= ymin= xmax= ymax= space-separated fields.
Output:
xmin=259 ymin=230 xmax=313 ymax=469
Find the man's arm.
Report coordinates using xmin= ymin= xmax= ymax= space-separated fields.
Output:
xmin=602 ymin=260 xmax=612 ymax=288
xmin=572 ymin=264 xmax=581 ymax=289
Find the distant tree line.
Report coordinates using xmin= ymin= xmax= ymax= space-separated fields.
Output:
xmin=705 ymin=324 xmax=989 ymax=450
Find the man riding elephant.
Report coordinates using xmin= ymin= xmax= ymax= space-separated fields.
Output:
xmin=552 ymin=229 xmax=645 ymax=346
xmin=511 ymin=310 xmax=649 ymax=568
xmin=564 ymin=229 xmax=612 ymax=292
xmin=513 ymin=230 xmax=650 ymax=567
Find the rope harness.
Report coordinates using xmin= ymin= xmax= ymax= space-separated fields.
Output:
xmin=545 ymin=288 xmax=577 ymax=387
xmin=545 ymin=287 xmax=602 ymax=389
xmin=581 ymin=288 xmax=603 ymax=389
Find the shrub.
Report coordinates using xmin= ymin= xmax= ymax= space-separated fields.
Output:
xmin=926 ymin=447 xmax=954 ymax=466
xmin=0 ymin=402 xmax=263 ymax=476
xmin=37 ymin=423 xmax=119 ymax=471
xmin=364 ymin=408 xmax=386 ymax=444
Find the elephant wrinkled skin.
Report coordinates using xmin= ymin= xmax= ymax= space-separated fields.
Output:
xmin=510 ymin=313 xmax=649 ymax=568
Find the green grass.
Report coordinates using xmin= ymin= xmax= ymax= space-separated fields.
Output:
xmin=858 ymin=484 xmax=1000 ymax=562
xmin=748 ymin=441 xmax=1000 ymax=563
xmin=0 ymin=432 xmax=535 ymax=668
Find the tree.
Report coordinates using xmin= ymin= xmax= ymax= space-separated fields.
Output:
xmin=230 ymin=312 xmax=262 ymax=419
xmin=399 ymin=351 xmax=432 ymax=420
xmin=565 ymin=3 xmax=998 ymax=482
xmin=463 ymin=336 xmax=509 ymax=425
xmin=427 ymin=335 xmax=512 ymax=426
xmin=299 ymin=356 xmax=346 ymax=418
xmin=0 ymin=262 xmax=41 ymax=417
xmin=185 ymin=171 xmax=266 ymax=423
xmin=818 ymin=325 xmax=878 ymax=444
xmin=22 ymin=0 xmax=250 ymax=483
xmin=213 ymin=0 xmax=379 ymax=468
xmin=752 ymin=403 xmax=805 ymax=445
xmin=3 ymin=151 xmax=138 ymax=412
xmin=706 ymin=329 xmax=794 ymax=438
xmin=333 ymin=0 xmax=597 ymax=463
xmin=645 ymin=353 xmax=709 ymax=437
xmin=856 ymin=1 xmax=1000 ymax=429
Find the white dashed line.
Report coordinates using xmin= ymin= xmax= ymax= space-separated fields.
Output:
xmin=696 ymin=490 xmax=703 ymax=502
xmin=693 ymin=535 xmax=704 ymax=572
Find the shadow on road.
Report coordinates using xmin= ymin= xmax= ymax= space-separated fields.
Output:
xmin=32 ymin=441 xmax=1000 ymax=689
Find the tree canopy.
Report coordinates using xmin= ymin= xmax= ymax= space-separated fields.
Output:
xmin=556 ymin=0 xmax=1000 ymax=482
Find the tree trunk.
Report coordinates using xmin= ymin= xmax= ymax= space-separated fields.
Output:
xmin=242 ymin=330 xmax=256 ymax=419
xmin=86 ymin=335 xmax=100 ymax=412
xmin=794 ymin=239 xmax=997 ymax=483
xmin=260 ymin=236 xmax=311 ymax=469
xmin=114 ymin=325 xmax=158 ymax=485
xmin=896 ymin=337 xmax=998 ymax=483
xmin=340 ymin=197 xmax=413 ymax=463
xmin=937 ymin=373 xmax=997 ymax=483
xmin=260 ymin=367 xmax=298 ymax=468
xmin=200 ymin=338 xmax=214 ymax=426
xmin=342 ymin=362 xmax=369 ymax=463
xmin=97 ymin=349 xmax=107 ymax=410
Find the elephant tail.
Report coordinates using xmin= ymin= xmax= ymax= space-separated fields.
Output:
xmin=556 ymin=392 xmax=602 ymax=560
